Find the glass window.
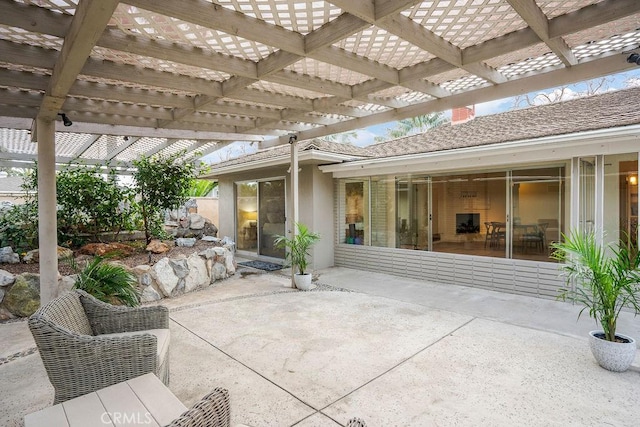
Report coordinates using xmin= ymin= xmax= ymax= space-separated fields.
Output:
xmin=511 ymin=166 xmax=566 ymax=262
xmin=370 ymin=176 xmax=395 ymax=248
xmin=396 ymin=176 xmax=429 ymax=250
xmin=604 ymin=153 xmax=638 ymax=249
xmin=259 ymin=180 xmax=286 ymax=258
xmin=431 ymin=172 xmax=507 ymax=257
xmin=236 ymin=182 xmax=258 ymax=252
xmin=578 ymin=157 xmax=596 ymax=233
xmin=341 ymin=179 xmax=369 ymax=245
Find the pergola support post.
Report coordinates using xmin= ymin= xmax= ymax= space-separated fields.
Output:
xmin=36 ymin=117 xmax=58 ymax=305
xmin=289 ymin=135 xmax=299 ymax=289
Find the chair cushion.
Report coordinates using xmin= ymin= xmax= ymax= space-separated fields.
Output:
xmin=99 ymin=329 xmax=170 ymax=367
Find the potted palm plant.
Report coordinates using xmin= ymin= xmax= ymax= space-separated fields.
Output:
xmin=274 ymin=222 xmax=320 ymax=291
xmin=551 ymin=230 xmax=640 ymax=372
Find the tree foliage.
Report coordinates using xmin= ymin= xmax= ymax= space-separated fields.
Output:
xmin=188 ymin=179 xmax=217 ymax=197
xmin=375 ymin=112 xmax=446 ymax=142
xmin=133 ymin=151 xmax=199 ymax=243
xmin=55 ymin=166 xmax=136 ymax=242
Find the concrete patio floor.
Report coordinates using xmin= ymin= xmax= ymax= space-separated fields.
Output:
xmin=1 ymin=266 xmax=640 ymax=426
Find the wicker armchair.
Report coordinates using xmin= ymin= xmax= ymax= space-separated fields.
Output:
xmin=28 ymin=289 xmax=170 ymax=404
xmin=168 ymin=388 xmax=231 ymax=427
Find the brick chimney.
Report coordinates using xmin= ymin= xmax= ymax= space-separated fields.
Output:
xmin=452 ymin=105 xmax=475 ymax=125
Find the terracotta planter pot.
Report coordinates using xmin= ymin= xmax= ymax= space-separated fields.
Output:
xmin=588 ymin=330 xmax=637 ymax=372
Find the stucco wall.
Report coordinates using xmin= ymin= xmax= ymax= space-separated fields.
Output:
xmin=215 ymin=163 xmax=335 ymax=270
xmin=194 ymin=197 xmax=219 ymax=229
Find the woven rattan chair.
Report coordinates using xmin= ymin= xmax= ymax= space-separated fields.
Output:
xmin=168 ymin=388 xmax=231 ymax=427
xmin=28 ymin=289 xmax=170 ymax=404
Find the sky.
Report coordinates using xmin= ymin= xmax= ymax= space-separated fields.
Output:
xmin=205 ymin=68 xmax=640 ymax=163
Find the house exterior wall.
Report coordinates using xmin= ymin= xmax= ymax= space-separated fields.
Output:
xmin=308 ymin=166 xmax=334 ymax=270
xmin=216 ymin=163 xmax=334 ymax=269
xmin=334 ymin=244 xmax=563 ymax=299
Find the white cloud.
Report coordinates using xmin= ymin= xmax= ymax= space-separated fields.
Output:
xmin=351 ymin=129 xmax=378 ymax=147
xmin=626 ymin=77 xmax=640 ymax=88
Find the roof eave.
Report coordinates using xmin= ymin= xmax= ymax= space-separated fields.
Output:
xmin=203 ymin=150 xmax=365 ymax=178
xmin=320 ymin=124 xmax=640 ymax=177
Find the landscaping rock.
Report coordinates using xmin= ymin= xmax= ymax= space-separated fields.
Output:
xmin=58 ymin=275 xmax=76 ymax=295
xmin=201 ymin=235 xmax=220 ymax=242
xmin=188 ymin=213 xmax=205 ymax=230
xmin=133 ymin=265 xmax=153 ymax=287
xmin=4 ymin=273 xmax=40 ymax=317
xmin=176 ymin=237 xmax=196 ymax=247
xmin=0 ymin=247 xmax=20 ymax=264
xmin=0 ymin=269 xmax=15 ymax=287
xmin=211 ymin=262 xmax=227 ymax=281
xmin=0 ymin=288 xmax=4 ymax=304
xmin=23 ymin=246 xmax=73 ymax=264
xmin=140 ymin=285 xmax=162 ymax=303
xmin=152 ymin=258 xmax=179 ymax=297
xmin=0 ymin=306 xmax=14 ymax=321
xmin=185 ymin=254 xmax=209 ymax=292
xmin=146 ymin=240 xmax=171 ymax=254
xmin=203 ymin=220 xmax=218 ymax=237
xmin=169 ymin=257 xmax=189 ymax=279
xmin=178 ymin=216 xmax=190 ymax=229
xmin=225 ymin=256 xmax=236 ymax=275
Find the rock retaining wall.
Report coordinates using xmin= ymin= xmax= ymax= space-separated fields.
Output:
xmin=0 ymin=244 xmax=236 ymax=320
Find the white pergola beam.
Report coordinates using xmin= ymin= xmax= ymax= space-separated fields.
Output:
xmin=39 ymin=0 xmax=120 ymax=120
xmin=266 ymin=53 xmax=637 ymax=146
xmin=506 ymin=0 xmax=576 ymax=66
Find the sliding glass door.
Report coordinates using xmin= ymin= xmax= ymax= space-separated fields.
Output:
xmin=235 ymin=178 xmax=286 ymax=258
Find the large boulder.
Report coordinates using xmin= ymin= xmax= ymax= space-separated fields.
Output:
xmin=4 ymin=273 xmax=40 ymax=317
xmin=152 ymin=258 xmax=179 ymax=297
xmin=188 ymin=213 xmax=205 ymax=230
xmin=184 ymin=254 xmax=209 ymax=292
xmin=203 ymin=220 xmax=218 ymax=237
xmin=0 ymin=269 xmax=15 ymax=287
xmin=211 ymin=262 xmax=227 ymax=282
xmin=140 ymin=285 xmax=162 ymax=303
xmin=0 ymin=246 xmax=20 ymax=264
xmin=169 ymin=257 xmax=189 ymax=279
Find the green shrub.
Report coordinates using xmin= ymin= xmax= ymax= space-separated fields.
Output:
xmin=133 ymin=151 xmax=200 ymax=243
xmin=70 ymin=256 xmax=140 ymax=307
xmin=0 ymin=202 xmax=39 ymax=252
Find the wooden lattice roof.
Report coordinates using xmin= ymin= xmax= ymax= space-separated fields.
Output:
xmin=0 ymin=0 xmax=639 ymax=168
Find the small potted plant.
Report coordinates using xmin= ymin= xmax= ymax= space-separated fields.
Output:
xmin=274 ymin=222 xmax=320 ymax=291
xmin=551 ymin=230 xmax=640 ymax=372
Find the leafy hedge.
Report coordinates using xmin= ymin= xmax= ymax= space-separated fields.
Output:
xmin=0 ymin=151 xmax=202 ymax=251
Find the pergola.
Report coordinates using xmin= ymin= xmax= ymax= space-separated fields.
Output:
xmin=1 ymin=0 xmax=639 ymax=301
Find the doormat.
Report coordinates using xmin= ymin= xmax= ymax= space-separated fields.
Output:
xmin=238 ymin=260 xmax=284 ymax=271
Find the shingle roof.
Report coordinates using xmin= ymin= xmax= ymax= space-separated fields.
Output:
xmin=211 ymin=86 xmax=640 ymax=172
xmin=210 ymin=139 xmax=370 ymax=169
xmin=366 ymin=87 xmax=640 ymax=159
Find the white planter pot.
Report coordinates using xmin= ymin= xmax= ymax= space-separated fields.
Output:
xmin=293 ymin=273 xmax=313 ymax=291
xmin=588 ymin=330 xmax=637 ymax=372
